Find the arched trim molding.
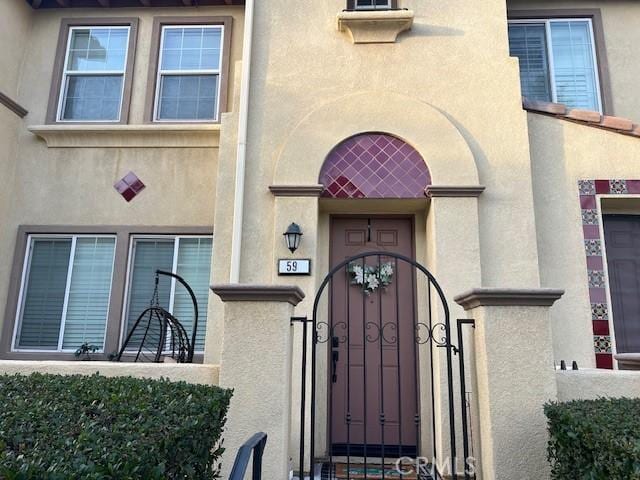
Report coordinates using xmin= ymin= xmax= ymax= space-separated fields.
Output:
xmin=272 ymin=91 xmax=479 ymax=187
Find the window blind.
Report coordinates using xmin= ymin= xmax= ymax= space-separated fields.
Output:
xmin=173 ymin=238 xmax=213 ymax=351
xmin=508 ymin=23 xmax=552 ymax=102
xmin=17 ymin=239 xmax=71 ymax=349
xmin=125 ymin=239 xmax=174 ymax=344
xmin=124 ymin=236 xmax=212 ymax=353
xmin=61 ymin=237 xmax=115 ymax=349
xmin=550 ymin=21 xmax=599 ymax=111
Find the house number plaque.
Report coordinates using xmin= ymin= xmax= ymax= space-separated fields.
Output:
xmin=278 ymin=259 xmax=311 ymax=275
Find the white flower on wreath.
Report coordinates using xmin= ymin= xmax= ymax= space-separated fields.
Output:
xmin=347 ymin=261 xmax=394 ymax=295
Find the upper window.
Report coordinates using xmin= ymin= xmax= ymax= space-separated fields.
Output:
xmin=508 ymin=19 xmax=602 ymax=112
xmin=47 ymin=19 xmax=138 ymax=124
xmin=153 ymin=25 xmax=223 ymax=122
xmin=354 ymin=0 xmax=392 ymax=9
xmin=13 ymin=236 xmax=116 ymax=352
xmin=58 ymin=27 xmax=130 ymax=122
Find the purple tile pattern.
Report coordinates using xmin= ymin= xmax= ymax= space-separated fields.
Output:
xmin=114 ymin=171 xmax=145 ymax=202
xmin=578 ymin=178 xmax=640 ymax=369
xmin=319 ymin=133 xmax=431 ymax=199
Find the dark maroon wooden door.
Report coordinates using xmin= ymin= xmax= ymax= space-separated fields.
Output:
xmin=603 ymin=215 xmax=640 ymax=353
xmin=329 ymin=217 xmax=418 ymax=456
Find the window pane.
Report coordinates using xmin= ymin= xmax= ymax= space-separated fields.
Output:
xmin=508 ymin=23 xmax=552 ymax=102
xmin=160 ymin=26 xmax=222 ymax=71
xmin=356 ymin=0 xmax=390 ymax=8
xmin=157 ymin=74 xmax=218 ymax=120
xmin=67 ymin=27 xmax=128 ymax=72
xmin=62 ymin=238 xmax=116 ymax=350
xmin=550 ymin=21 xmax=599 ymax=111
xmin=17 ymin=239 xmax=71 ymax=349
xmin=61 ymin=75 xmax=123 ymax=121
xmin=173 ymin=238 xmax=212 ymax=352
xmin=124 ymin=240 xmax=174 ymax=345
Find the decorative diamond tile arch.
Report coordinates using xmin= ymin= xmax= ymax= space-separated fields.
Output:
xmin=319 ymin=133 xmax=431 ymax=199
xmin=578 ymin=179 xmax=640 ymax=369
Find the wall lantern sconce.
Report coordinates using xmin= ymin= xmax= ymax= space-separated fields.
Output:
xmin=284 ymin=223 xmax=303 ymax=253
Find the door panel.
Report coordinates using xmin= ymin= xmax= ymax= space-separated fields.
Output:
xmin=603 ymin=215 xmax=640 ymax=353
xmin=329 ymin=217 xmax=418 ymax=456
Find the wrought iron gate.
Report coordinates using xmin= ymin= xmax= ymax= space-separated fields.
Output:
xmin=293 ymin=252 xmax=475 ymax=479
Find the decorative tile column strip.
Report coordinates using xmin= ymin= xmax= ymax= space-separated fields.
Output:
xmin=455 ymin=288 xmax=564 ymax=480
xmin=577 ymin=179 xmax=640 ymax=369
xmin=212 ymin=284 xmax=305 ymax=479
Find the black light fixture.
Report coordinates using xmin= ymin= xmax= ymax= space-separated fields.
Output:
xmin=284 ymin=223 xmax=303 ymax=253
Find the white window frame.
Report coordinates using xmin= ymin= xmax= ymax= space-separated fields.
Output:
xmin=56 ymin=25 xmax=131 ymax=123
xmin=120 ymin=235 xmax=213 ymax=353
xmin=355 ymin=0 xmax=391 ymax=9
xmin=11 ymin=234 xmax=117 ymax=353
xmin=153 ymin=24 xmax=224 ymax=123
xmin=508 ymin=18 xmax=603 ymax=113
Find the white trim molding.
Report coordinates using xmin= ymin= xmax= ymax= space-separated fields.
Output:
xmin=455 ymin=288 xmax=565 ymax=310
xmin=28 ymin=124 xmax=221 ymax=148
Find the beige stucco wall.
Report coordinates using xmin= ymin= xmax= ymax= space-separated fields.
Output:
xmin=205 ymin=2 xmax=549 ymax=474
xmin=0 ymin=5 xmax=244 ymax=350
xmin=0 ymin=359 xmax=220 ymax=385
xmin=528 ymin=113 xmax=640 ymax=368
xmin=0 ymin=1 xmax=33 ymax=358
xmin=557 ymin=369 xmax=640 ymax=401
xmin=0 ymin=0 xmax=32 ymax=97
xmin=507 ymin=0 xmax=640 ymax=120
xmin=208 ymin=0 xmax=545 ymax=358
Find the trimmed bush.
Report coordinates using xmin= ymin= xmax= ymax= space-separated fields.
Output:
xmin=0 ymin=373 xmax=232 ymax=480
xmin=545 ymin=397 xmax=640 ymax=479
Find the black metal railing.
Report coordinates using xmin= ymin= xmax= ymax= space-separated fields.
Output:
xmin=295 ymin=251 xmax=476 ymax=479
xmin=229 ymin=432 xmax=268 ymax=480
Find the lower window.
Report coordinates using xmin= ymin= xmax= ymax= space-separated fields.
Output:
xmin=124 ymin=236 xmax=212 ymax=352
xmin=13 ymin=235 xmax=116 ymax=352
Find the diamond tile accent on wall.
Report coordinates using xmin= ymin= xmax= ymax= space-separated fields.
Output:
xmin=114 ymin=171 xmax=145 ymax=202
xmin=319 ymin=133 xmax=431 ymax=198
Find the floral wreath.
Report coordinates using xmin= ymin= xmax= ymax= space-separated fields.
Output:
xmin=347 ymin=261 xmax=394 ymax=295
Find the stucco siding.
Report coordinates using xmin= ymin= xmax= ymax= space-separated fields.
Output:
xmin=557 ymin=369 xmax=640 ymax=401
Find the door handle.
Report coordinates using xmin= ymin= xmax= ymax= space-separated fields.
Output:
xmin=332 ymin=350 xmax=339 ymax=383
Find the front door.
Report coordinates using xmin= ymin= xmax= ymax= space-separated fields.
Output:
xmin=329 ymin=217 xmax=418 ymax=457
xmin=603 ymin=215 xmax=640 ymax=353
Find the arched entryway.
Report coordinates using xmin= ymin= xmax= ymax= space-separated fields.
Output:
xmin=269 ymin=93 xmax=483 ymax=478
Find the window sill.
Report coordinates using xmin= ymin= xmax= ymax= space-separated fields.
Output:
xmin=614 ymin=353 xmax=640 ymax=370
xmin=337 ymin=9 xmax=414 ymax=44
xmin=28 ymin=123 xmax=221 ymax=148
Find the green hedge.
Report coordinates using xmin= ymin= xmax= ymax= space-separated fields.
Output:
xmin=545 ymin=398 xmax=640 ymax=479
xmin=0 ymin=373 xmax=232 ymax=480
